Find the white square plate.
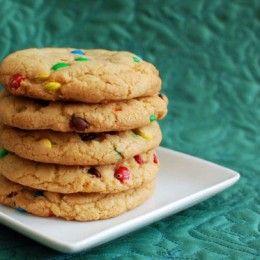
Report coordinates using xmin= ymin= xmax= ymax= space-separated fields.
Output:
xmin=0 ymin=147 xmax=240 ymax=253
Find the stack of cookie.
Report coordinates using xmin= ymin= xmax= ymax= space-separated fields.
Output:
xmin=0 ymin=48 xmax=168 ymax=221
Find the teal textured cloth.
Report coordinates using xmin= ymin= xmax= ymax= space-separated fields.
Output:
xmin=0 ymin=0 xmax=259 ymax=259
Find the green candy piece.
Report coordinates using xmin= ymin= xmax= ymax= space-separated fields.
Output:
xmin=0 ymin=149 xmax=8 ymax=158
xmin=75 ymin=57 xmax=89 ymax=61
xmin=51 ymin=63 xmax=70 ymax=71
xmin=34 ymin=190 xmax=44 ymax=198
xmin=113 ymin=147 xmax=123 ymax=157
xmin=133 ymin=57 xmax=140 ymax=62
xmin=149 ymin=114 xmax=157 ymax=122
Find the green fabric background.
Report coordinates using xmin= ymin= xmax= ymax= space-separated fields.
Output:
xmin=0 ymin=0 xmax=259 ymax=259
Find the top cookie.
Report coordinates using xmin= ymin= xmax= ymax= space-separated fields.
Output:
xmin=0 ymin=48 xmax=161 ymax=103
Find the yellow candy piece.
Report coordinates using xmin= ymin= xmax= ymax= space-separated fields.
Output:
xmin=36 ymin=74 xmax=50 ymax=81
xmin=39 ymin=138 xmax=52 ymax=149
xmin=133 ymin=129 xmax=153 ymax=140
xmin=44 ymin=82 xmax=62 ymax=92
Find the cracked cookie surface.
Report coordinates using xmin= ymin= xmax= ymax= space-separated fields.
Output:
xmin=0 ymin=91 xmax=168 ymax=132
xmin=0 ymin=48 xmax=161 ymax=103
xmin=0 ymin=174 xmax=155 ymax=221
xmin=0 ymin=150 xmax=159 ymax=193
xmin=1 ymin=122 xmax=161 ymax=165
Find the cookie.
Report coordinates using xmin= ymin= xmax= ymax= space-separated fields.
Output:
xmin=0 ymin=175 xmax=154 ymax=221
xmin=0 ymin=91 xmax=168 ymax=132
xmin=0 ymin=48 xmax=161 ymax=103
xmin=0 ymin=122 xmax=161 ymax=165
xmin=0 ymin=150 xmax=159 ymax=193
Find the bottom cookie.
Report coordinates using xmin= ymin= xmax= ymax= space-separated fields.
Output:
xmin=0 ymin=175 xmax=154 ymax=221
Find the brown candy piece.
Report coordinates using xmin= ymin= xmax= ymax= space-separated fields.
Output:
xmin=79 ymin=131 xmax=118 ymax=141
xmin=79 ymin=132 xmax=105 ymax=142
xmin=35 ymin=99 xmax=50 ymax=107
xmin=7 ymin=192 xmax=17 ymax=198
xmin=87 ymin=167 xmax=101 ymax=178
xmin=70 ymin=116 xmax=90 ymax=132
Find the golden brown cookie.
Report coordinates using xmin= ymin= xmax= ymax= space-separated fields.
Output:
xmin=0 ymin=122 xmax=161 ymax=165
xmin=0 ymin=150 xmax=159 ymax=193
xmin=0 ymin=91 xmax=168 ymax=132
xmin=0 ymin=174 xmax=155 ymax=221
xmin=0 ymin=48 xmax=161 ymax=103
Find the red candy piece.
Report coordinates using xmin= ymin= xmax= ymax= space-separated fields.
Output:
xmin=134 ymin=155 xmax=144 ymax=165
xmin=153 ymin=153 xmax=158 ymax=164
xmin=10 ymin=74 xmax=25 ymax=89
xmin=48 ymin=210 xmax=55 ymax=217
xmin=114 ymin=166 xmax=130 ymax=183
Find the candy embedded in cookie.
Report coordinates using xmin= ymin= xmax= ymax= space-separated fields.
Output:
xmin=134 ymin=155 xmax=145 ymax=165
xmin=114 ymin=167 xmax=130 ymax=183
xmin=153 ymin=153 xmax=158 ymax=164
xmin=0 ymin=149 xmax=8 ymax=158
xmin=51 ymin=63 xmax=70 ymax=71
xmin=87 ymin=167 xmax=101 ymax=178
xmin=70 ymin=49 xmax=85 ymax=55
xmin=9 ymin=74 xmax=25 ymax=90
xmin=70 ymin=116 xmax=90 ymax=132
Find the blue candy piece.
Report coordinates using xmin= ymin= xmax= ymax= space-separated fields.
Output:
xmin=136 ymin=54 xmax=143 ymax=60
xmin=70 ymin=49 xmax=85 ymax=55
xmin=17 ymin=207 xmax=26 ymax=212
